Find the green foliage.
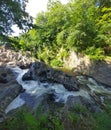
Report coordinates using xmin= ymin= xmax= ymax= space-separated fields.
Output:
xmin=11 ymin=0 xmax=111 ymax=66
xmin=72 ymin=104 xmax=88 ymax=114
xmin=85 ymin=46 xmax=105 ymax=60
xmin=50 ymin=59 xmax=63 ymax=67
xmin=68 ymin=103 xmax=111 ymax=130
xmin=0 ymin=108 xmax=63 ymax=130
xmin=0 ymin=0 xmax=32 ymax=42
xmin=1 ymin=104 xmax=111 ymax=130
xmin=99 ymin=0 xmax=111 ymax=8
xmin=69 ymin=112 xmax=80 ymax=123
xmin=0 ymin=110 xmax=37 ymax=130
xmin=95 ymin=7 xmax=111 ymax=55
xmin=62 ymin=104 xmax=94 ymax=130
xmin=94 ymin=104 xmax=111 ymax=130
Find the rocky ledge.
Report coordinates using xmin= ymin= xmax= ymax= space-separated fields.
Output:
xmin=64 ymin=51 xmax=111 ymax=86
xmin=0 ymin=45 xmax=35 ymax=68
xmin=22 ymin=61 xmax=79 ymax=91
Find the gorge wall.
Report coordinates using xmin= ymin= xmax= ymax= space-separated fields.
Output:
xmin=64 ymin=51 xmax=111 ymax=86
xmin=0 ymin=45 xmax=111 ymax=122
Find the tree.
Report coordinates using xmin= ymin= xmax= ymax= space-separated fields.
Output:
xmin=98 ymin=0 xmax=111 ymax=8
xmin=16 ymin=0 xmax=111 ymax=65
xmin=0 ymin=0 xmax=32 ymax=42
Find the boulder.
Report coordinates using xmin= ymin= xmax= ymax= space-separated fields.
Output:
xmin=0 ymin=67 xmax=16 ymax=83
xmin=0 ymin=81 xmax=23 ymax=112
xmin=22 ymin=61 xmax=79 ymax=91
xmin=0 ymin=45 xmax=35 ymax=67
xmin=89 ymin=61 xmax=111 ymax=87
xmin=65 ymin=96 xmax=102 ymax=113
xmin=0 ymin=67 xmax=23 ymax=121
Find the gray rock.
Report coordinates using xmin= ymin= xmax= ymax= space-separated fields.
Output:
xmin=64 ymin=51 xmax=111 ymax=87
xmin=0 ymin=81 xmax=23 ymax=111
xmin=0 ymin=67 xmax=16 ymax=82
xmin=0 ymin=76 xmax=7 ymax=83
xmin=0 ymin=67 xmax=23 ymax=120
xmin=22 ymin=61 xmax=79 ymax=91
xmin=0 ymin=45 xmax=35 ymax=67
xmin=89 ymin=61 xmax=111 ymax=87
xmin=65 ymin=96 xmax=102 ymax=113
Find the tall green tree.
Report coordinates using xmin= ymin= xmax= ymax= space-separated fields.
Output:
xmin=0 ymin=0 xmax=32 ymax=42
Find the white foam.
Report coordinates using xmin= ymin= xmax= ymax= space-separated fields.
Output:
xmin=5 ymin=96 xmax=25 ymax=114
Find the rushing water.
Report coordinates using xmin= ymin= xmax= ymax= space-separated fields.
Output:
xmin=5 ymin=67 xmax=111 ymax=114
xmin=77 ymin=76 xmax=111 ymax=95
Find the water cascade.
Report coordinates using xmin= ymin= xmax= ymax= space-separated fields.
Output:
xmin=5 ymin=65 xmax=111 ymax=114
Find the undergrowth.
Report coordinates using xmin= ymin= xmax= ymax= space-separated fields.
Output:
xmin=0 ymin=104 xmax=111 ymax=130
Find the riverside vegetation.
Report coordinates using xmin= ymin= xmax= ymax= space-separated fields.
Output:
xmin=0 ymin=103 xmax=111 ymax=130
xmin=0 ymin=0 xmax=111 ymax=130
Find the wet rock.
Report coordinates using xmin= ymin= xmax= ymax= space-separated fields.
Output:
xmin=65 ymin=96 xmax=82 ymax=110
xmin=0 ymin=81 xmax=23 ymax=121
xmin=32 ymin=92 xmax=64 ymax=114
xmin=0 ymin=67 xmax=23 ymax=121
xmin=65 ymin=96 xmax=102 ymax=113
xmin=0 ymin=76 xmax=7 ymax=83
xmin=0 ymin=81 xmax=23 ymax=110
xmin=89 ymin=61 xmax=111 ymax=87
xmin=22 ymin=61 xmax=79 ymax=91
xmin=19 ymin=63 xmax=31 ymax=69
xmin=81 ymin=97 xmax=102 ymax=113
xmin=0 ymin=67 xmax=16 ymax=83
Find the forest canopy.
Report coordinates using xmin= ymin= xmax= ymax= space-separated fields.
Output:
xmin=2 ymin=0 xmax=111 ymax=66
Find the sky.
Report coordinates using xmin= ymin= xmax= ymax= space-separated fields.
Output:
xmin=26 ymin=0 xmax=69 ymax=18
xmin=13 ymin=0 xmax=69 ymax=36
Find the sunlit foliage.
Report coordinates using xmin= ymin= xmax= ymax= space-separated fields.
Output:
xmin=12 ymin=0 xmax=111 ymax=66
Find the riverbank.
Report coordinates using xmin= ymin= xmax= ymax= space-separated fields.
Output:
xmin=0 ymin=45 xmax=111 ymax=129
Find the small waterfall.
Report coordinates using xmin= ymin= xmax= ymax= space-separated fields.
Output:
xmin=5 ymin=67 xmax=90 ymax=113
xmin=5 ymin=67 xmax=111 ymax=114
